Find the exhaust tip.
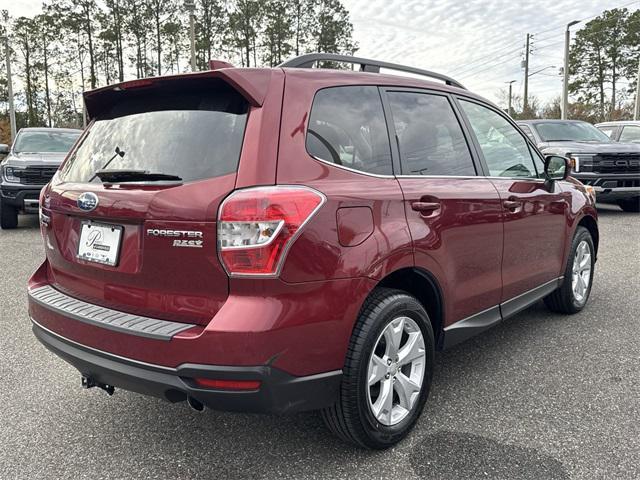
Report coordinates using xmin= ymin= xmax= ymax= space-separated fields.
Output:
xmin=187 ymin=396 xmax=205 ymax=412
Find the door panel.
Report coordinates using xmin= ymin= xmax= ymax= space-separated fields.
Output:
xmin=384 ymin=90 xmax=504 ymax=326
xmin=457 ymin=98 xmax=569 ymax=302
xmin=398 ymin=178 xmax=504 ymax=325
xmin=489 ymin=178 xmax=569 ymax=300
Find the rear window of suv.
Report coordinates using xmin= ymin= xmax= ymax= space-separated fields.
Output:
xmin=60 ymin=86 xmax=248 ymax=184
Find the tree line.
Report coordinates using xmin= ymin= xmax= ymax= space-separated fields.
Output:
xmin=0 ymin=0 xmax=355 ymax=140
xmin=498 ymin=8 xmax=639 ymax=123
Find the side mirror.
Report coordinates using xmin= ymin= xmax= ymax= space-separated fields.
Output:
xmin=544 ymin=155 xmax=570 ymax=182
xmin=0 ymin=144 xmax=9 ymax=155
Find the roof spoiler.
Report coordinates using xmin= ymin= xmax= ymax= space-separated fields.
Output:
xmin=83 ymin=68 xmax=273 ymax=120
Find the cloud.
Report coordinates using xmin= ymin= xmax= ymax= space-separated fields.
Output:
xmin=343 ymin=0 xmax=639 ymax=105
xmin=4 ymin=0 xmax=638 ymax=108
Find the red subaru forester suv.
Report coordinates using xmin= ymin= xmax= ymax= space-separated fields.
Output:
xmin=28 ymin=54 xmax=598 ymax=449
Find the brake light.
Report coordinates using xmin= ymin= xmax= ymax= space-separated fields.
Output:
xmin=218 ymin=186 xmax=325 ymax=276
xmin=194 ymin=378 xmax=261 ymax=390
xmin=113 ymin=79 xmax=154 ymax=91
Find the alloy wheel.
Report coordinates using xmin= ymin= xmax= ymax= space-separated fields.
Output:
xmin=366 ymin=316 xmax=426 ymax=426
xmin=572 ymin=240 xmax=592 ymax=304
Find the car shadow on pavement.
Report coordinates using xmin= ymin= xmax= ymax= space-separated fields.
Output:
xmin=53 ymin=299 xmax=571 ymax=479
xmin=410 ymin=430 xmax=569 ymax=480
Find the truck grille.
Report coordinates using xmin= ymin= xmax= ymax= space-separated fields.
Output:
xmin=14 ymin=167 xmax=59 ymax=185
xmin=590 ymin=154 xmax=640 ymax=174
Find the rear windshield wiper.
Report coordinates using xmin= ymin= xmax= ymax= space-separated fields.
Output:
xmin=94 ymin=169 xmax=183 ymax=183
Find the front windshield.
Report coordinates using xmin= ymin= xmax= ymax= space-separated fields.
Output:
xmin=14 ymin=130 xmax=81 ymax=153
xmin=534 ymin=122 xmax=612 ymax=143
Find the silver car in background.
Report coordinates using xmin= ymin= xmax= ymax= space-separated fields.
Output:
xmin=0 ymin=127 xmax=82 ymax=229
xmin=595 ymin=120 xmax=640 ymax=144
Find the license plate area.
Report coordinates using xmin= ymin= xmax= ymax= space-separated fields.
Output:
xmin=77 ymin=221 xmax=123 ymax=267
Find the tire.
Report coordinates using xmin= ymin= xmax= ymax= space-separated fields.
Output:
xmin=617 ymin=197 xmax=640 ymax=213
xmin=0 ymin=199 xmax=18 ymax=229
xmin=544 ymin=226 xmax=595 ymax=314
xmin=321 ymin=288 xmax=434 ymax=449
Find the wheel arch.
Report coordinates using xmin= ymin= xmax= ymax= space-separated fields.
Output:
xmin=577 ymin=214 xmax=599 ymax=257
xmin=375 ymin=267 xmax=445 ymax=349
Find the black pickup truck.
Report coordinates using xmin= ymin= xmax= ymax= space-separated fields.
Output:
xmin=0 ymin=127 xmax=82 ymax=229
xmin=517 ymin=119 xmax=640 ymax=212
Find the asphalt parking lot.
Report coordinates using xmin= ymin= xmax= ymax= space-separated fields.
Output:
xmin=0 ymin=205 xmax=638 ymax=480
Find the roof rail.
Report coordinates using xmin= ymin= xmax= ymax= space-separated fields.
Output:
xmin=278 ymin=53 xmax=466 ymax=90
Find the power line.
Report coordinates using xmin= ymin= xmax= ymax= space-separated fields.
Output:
xmin=450 ymin=46 xmax=524 ymax=77
xmin=448 ymin=40 xmax=525 ymax=75
xmin=533 ymin=40 xmax=565 ymax=52
xmin=530 ymin=0 xmax=640 ymax=37
xmin=452 ymin=0 xmax=640 ymax=80
xmin=458 ymin=53 xmax=524 ymax=80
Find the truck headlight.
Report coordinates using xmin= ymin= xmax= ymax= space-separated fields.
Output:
xmin=2 ymin=166 xmax=21 ymax=183
xmin=569 ymin=155 xmax=594 ymax=173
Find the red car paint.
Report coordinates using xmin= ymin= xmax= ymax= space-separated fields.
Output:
xmin=29 ymin=64 xmax=597 ymax=384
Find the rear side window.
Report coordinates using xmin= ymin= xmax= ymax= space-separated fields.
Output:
xmin=387 ymin=91 xmax=475 ymax=176
xmin=306 ymin=86 xmax=392 ymax=175
xmin=620 ymin=125 xmax=640 ymax=143
xmin=60 ymin=86 xmax=248 ymax=183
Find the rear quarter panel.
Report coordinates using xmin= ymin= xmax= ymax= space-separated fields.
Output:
xmin=275 ymin=71 xmax=414 ymax=283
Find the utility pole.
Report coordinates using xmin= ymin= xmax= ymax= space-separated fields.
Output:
xmin=184 ymin=1 xmax=196 ymax=72
xmin=562 ymin=20 xmax=580 ymax=120
xmin=2 ymin=10 xmax=16 ymax=141
xmin=634 ymin=57 xmax=640 ymax=121
xmin=523 ymin=33 xmax=530 ymax=114
xmin=506 ymin=80 xmax=516 ymax=117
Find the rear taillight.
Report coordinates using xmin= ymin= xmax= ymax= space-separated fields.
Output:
xmin=217 ymin=186 xmax=325 ymax=277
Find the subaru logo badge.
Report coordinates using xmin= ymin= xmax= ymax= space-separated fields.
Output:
xmin=77 ymin=192 xmax=99 ymax=212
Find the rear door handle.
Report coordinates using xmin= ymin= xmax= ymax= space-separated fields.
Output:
xmin=411 ymin=201 xmax=440 ymax=213
xmin=503 ymin=200 xmax=522 ymax=210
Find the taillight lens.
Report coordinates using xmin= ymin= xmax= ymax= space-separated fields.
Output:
xmin=218 ymin=186 xmax=325 ymax=276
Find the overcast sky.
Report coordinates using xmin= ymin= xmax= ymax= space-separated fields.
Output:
xmin=4 ymin=0 xmax=640 ymax=107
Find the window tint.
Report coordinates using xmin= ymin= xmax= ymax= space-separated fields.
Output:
xmin=528 ymin=145 xmax=544 ymax=175
xmin=60 ymin=88 xmax=248 ymax=183
xmin=306 ymin=86 xmax=392 ymax=175
xmin=460 ymin=100 xmax=537 ymax=178
xmin=620 ymin=125 xmax=640 ymax=143
xmin=519 ymin=124 xmax=536 ymax=142
xmin=387 ymin=92 xmax=475 ymax=176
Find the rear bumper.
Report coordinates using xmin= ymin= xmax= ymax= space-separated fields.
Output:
xmin=32 ymin=318 xmax=341 ymax=414
xmin=28 ymin=260 xmax=374 ymax=376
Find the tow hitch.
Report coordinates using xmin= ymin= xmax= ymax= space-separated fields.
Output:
xmin=81 ymin=375 xmax=115 ymax=396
